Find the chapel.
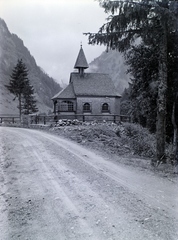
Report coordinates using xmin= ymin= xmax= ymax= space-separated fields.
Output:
xmin=52 ymin=46 xmax=121 ymax=122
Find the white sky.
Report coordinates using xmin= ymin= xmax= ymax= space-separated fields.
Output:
xmin=0 ymin=0 xmax=108 ymax=85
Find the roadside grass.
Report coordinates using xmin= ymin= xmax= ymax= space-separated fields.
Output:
xmin=50 ymin=121 xmax=156 ymax=158
xmin=2 ymin=119 xmax=175 ymax=175
xmin=48 ymin=120 xmax=176 ymax=176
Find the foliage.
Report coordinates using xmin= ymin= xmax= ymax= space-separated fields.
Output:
xmin=120 ymin=100 xmax=132 ymax=116
xmin=5 ymin=59 xmax=38 ymax=119
xmin=51 ymin=121 xmax=156 ymax=158
xmin=126 ymin=29 xmax=178 ymax=138
xmin=85 ymin=0 xmax=178 ymax=161
xmin=120 ymin=87 xmax=132 ymax=116
xmin=118 ymin=122 xmax=156 ymax=157
xmin=22 ymin=81 xmax=38 ymax=115
xmin=85 ymin=0 xmax=177 ymax=51
xmin=6 ymin=59 xmax=28 ymax=98
xmin=126 ymin=43 xmax=158 ymax=133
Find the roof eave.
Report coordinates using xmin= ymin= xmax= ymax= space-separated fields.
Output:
xmin=76 ymin=94 xmax=121 ymax=98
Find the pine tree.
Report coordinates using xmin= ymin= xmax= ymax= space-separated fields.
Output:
xmin=5 ymin=59 xmax=38 ymax=121
xmin=22 ymin=80 xmax=38 ymax=115
xmin=85 ymin=0 xmax=178 ymax=162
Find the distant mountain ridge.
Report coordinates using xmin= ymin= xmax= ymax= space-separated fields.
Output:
xmin=89 ymin=50 xmax=130 ymax=94
xmin=0 ymin=18 xmax=62 ymax=115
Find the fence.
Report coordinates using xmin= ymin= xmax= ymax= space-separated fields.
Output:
xmin=0 ymin=114 xmax=131 ymax=126
xmin=29 ymin=114 xmax=131 ymax=125
xmin=0 ymin=115 xmax=20 ymax=124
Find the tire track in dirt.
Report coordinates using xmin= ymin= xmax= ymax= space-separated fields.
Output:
xmin=12 ymin=129 xmax=141 ymax=239
xmin=1 ymin=127 xmax=178 ymax=240
xmin=26 ymin=129 xmax=178 ymax=219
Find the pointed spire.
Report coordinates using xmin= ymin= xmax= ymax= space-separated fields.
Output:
xmin=74 ymin=45 xmax=89 ymax=72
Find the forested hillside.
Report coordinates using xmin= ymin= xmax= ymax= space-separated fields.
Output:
xmin=0 ymin=18 xmax=62 ymax=114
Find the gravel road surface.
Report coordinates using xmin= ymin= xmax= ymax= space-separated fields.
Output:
xmin=0 ymin=127 xmax=178 ymax=240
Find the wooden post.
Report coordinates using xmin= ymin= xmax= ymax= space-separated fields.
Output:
xmin=35 ymin=115 xmax=37 ymax=124
xmin=113 ymin=115 xmax=116 ymax=123
xmin=83 ymin=115 xmax=85 ymax=122
xmin=44 ymin=116 xmax=46 ymax=125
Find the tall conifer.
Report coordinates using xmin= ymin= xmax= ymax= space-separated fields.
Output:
xmin=5 ymin=59 xmax=38 ymax=121
xmin=85 ymin=0 xmax=178 ymax=163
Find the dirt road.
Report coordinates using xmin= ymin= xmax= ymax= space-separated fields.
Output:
xmin=0 ymin=127 xmax=178 ymax=240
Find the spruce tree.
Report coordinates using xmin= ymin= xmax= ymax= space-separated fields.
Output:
xmin=85 ymin=0 xmax=178 ymax=163
xmin=5 ymin=59 xmax=38 ymax=121
xmin=22 ymin=80 xmax=38 ymax=115
xmin=126 ymin=43 xmax=158 ymax=133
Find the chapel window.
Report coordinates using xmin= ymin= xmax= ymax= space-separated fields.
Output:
xmin=83 ymin=103 xmax=91 ymax=112
xmin=60 ymin=101 xmax=74 ymax=111
xmin=102 ymin=103 xmax=109 ymax=112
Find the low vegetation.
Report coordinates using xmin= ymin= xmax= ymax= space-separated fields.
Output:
xmin=50 ymin=120 xmax=156 ymax=158
xmin=47 ymin=120 xmax=176 ymax=175
xmin=2 ymin=119 xmax=176 ymax=174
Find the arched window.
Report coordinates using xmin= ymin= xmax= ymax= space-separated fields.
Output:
xmin=60 ymin=101 xmax=74 ymax=111
xmin=102 ymin=103 xmax=109 ymax=112
xmin=83 ymin=103 xmax=91 ymax=112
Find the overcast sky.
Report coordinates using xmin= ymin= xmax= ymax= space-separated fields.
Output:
xmin=0 ymin=0 xmax=108 ymax=85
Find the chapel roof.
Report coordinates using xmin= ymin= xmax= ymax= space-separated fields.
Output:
xmin=51 ymin=83 xmax=75 ymax=100
xmin=52 ymin=72 xmax=121 ymax=99
xmin=70 ymin=72 xmax=120 ymax=97
xmin=74 ymin=46 xmax=89 ymax=69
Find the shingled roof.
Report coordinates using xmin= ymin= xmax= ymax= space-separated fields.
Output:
xmin=51 ymin=83 xmax=75 ymax=100
xmin=70 ymin=72 xmax=120 ymax=97
xmin=52 ymin=72 xmax=120 ymax=99
xmin=74 ymin=46 xmax=89 ymax=69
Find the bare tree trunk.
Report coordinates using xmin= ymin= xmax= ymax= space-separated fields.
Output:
xmin=156 ymin=22 xmax=167 ymax=163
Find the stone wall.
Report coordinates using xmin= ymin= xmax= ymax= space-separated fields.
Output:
xmin=76 ymin=96 xmax=120 ymax=115
xmin=54 ymin=96 xmax=121 ymax=122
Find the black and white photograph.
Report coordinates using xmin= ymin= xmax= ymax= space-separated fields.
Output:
xmin=0 ymin=0 xmax=178 ymax=239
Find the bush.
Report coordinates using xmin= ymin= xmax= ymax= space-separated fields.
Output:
xmin=52 ymin=121 xmax=156 ymax=158
xmin=119 ymin=123 xmax=156 ymax=157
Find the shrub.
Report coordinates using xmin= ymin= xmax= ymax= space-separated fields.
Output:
xmin=120 ymin=123 xmax=156 ymax=157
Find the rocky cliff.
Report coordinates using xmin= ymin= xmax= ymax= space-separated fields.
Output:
xmin=89 ymin=50 xmax=131 ymax=94
xmin=0 ymin=18 xmax=62 ymax=115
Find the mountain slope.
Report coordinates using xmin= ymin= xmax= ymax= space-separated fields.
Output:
xmin=0 ymin=18 xmax=62 ymax=115
xmin=89 ymin=50 xmax=130 ymax=94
